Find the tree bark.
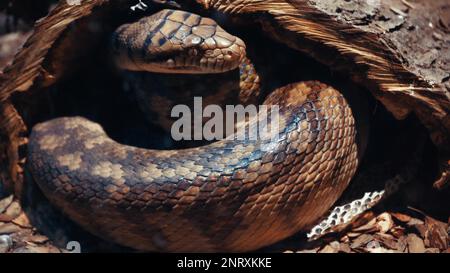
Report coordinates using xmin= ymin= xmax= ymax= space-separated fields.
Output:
xmin=196 ymin=0 xmax=450 ymax=187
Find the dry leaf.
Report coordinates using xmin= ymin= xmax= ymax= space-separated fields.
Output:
xmin=295 ymin=248 xmax=319 ymax=253
xmin=374 ymin=233 xmax=398 ymax=250
xmin=397 ymin=236 xmax=408 ymax=252
xmin=338 ymin=243 xmax=352 ymax=253
xmin=5 ymin=201 xmax=21 ymax=219
xmin=391 ymin=212 xmax=412 ymax=223
xmin=423 ymin=216 xmax=448 ymax=250
xmin=390 ymin=226 xmax=406 ymax=238
xmin=319 ymin=244 xmax=338 ymax=253
xmin=413 ymin=224 xmax=428 ymax=238
xmin=406 ymin=233 xmax=426 ymax=253
xmin=13 ymin=245 xmax=61 ymax=253
xmin=0 ymin=223 xmax=22 ymax=234
xmin=407 ymin=217 xmax=424 ymax=227
xmin=366 ymin=240 xmax=397 ymax=253
xmin=424 ymin=248 xmax=440 ymax=253
xmin=12 ymin=212 xmax=31 ymax=228
xmin=347 ymin=232 xmax=362 ymax=238
xmin=340 ymin=235 xmax=350 ymax=243
xmin=0 ymin=196 xmax=13 ymax=214
xmin=27 ymin=235 xmax=49 ymax=244
xmin=0 ymin=214 xmax=15 ymax=222
xmin=350 ymin=234 xmax=373 ymax=249
xmin=376 ymin=213 xmax=394 ymax=233
xmin=352 ymin=217 xmax=378 ymax=233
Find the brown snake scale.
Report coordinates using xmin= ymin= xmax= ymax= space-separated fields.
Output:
xmin=27 ymin=9 xmax=360 ymax=252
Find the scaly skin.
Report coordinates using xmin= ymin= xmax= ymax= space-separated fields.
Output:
xmin=27 ymin=10 xmax=360 ymax=252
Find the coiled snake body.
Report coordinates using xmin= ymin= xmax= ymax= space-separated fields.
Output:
xmin=27 ymin=9 xmax=359 ymax=252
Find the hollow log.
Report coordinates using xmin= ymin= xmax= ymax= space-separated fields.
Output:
xmin=0 ymin=0 xmax=449 ymax=195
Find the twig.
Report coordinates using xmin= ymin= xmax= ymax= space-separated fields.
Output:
xmin=401 ymin=0 xmax=416 ymax=10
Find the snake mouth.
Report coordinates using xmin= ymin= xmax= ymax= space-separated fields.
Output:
xmin=129 ymin=53 xmax=244 ymax=74
xmin=150 ymin=65 xmax=219 ymax=74
xmin=141 ymin=62 xmax=241 ymax=74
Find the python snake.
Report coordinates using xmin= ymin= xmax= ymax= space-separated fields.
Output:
xmin=27 ymin=9 xmax=360 ymax=252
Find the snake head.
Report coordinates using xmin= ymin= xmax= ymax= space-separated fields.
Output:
xmin=112 ymin=9 xmax=246 ymax=74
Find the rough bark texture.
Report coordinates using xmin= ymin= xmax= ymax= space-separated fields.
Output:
xmin=199 ymin=0 xmax=450 ymax=186
xmin=0 ymin=0 xmax=449 ymax=194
